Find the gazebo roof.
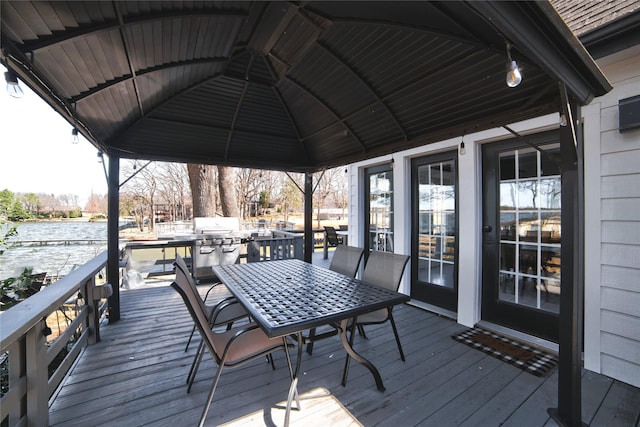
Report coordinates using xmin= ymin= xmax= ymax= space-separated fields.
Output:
xmin=1 ymin=1 xmax=611 ymax=172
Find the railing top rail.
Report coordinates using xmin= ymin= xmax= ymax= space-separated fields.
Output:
xmin=0 ymin=251 xmax=108 ymax=352
xmin=270 ymin=230 xmax=304 ymax=238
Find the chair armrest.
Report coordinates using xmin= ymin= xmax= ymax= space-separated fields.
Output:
xmin=202 ymin=281 xmax=224 ymax=303
xmin=210 ymin=297 xmax=248 ymax=326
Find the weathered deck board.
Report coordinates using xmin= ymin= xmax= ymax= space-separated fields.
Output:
xmin=49 ymin=283 xmax=640 ymax=427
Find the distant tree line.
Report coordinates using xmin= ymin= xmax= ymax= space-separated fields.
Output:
xmin=118 ymin=161 xmax=348 ymax=230
xmin=0 ymin=189 xmax=107 ymax=221
xmin=0 ymin=162 xmax=348 ymax=227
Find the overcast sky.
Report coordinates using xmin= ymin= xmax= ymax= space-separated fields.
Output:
xmin=1 ymin=65 xmax=109 ymax=205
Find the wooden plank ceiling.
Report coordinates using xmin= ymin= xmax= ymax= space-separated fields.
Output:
xmin=1 ymin=1 xmax=611 ymax=172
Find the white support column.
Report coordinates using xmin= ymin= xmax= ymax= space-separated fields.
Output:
xmin=457 ymin=138 xmax=482 ymax=327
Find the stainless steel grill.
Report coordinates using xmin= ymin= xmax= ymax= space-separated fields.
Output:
xmin=191 ymin=218 xmax=247 ymax=280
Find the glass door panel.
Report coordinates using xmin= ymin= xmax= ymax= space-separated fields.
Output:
xmin=365 ymin=164 xmax=394 ymax=253
xmin=412 ymin=152 xmax=458 ymax=311
xmin=497 ymin=144 xmax=561 ymax=313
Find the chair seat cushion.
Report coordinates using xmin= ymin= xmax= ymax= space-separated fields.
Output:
xmin=212 ymin=324 xmax=286 ymax=366
xmin=353 ymin=308 xmax=388 ymax=324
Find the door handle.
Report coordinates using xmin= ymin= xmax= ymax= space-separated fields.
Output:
xmin=483 ymin=225 xmax=493 ymax=233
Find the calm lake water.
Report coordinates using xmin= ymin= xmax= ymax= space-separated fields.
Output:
xmin=0 ymin=221 xmax=108 ymax=280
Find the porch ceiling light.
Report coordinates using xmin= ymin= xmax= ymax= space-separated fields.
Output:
xmin=5 ymin=69 xmax=24 ymax=98
xmin=71 ymin=128 xmax=79 ymax=144
xmin=505 ymin=42 xmax=522 ymax=88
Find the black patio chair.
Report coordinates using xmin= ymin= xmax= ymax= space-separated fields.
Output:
xmin=305 ymin=245 xmax=365 ymax=355
xmin=176 ymin=255 xmax=248 ymax=354
xmin=171 ymin=256 xmax=295 ymax=427
xmin=349 ymin=251 xmax=410 ymax=360
xmin=324 ymin=226 xmax=343 ymax=247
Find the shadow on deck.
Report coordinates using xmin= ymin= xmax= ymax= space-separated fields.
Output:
xmin=48 ymin=254 xmax=640 ymax=426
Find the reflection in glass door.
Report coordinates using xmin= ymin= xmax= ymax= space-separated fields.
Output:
xmin=498 ymin=144 xmax=561 ymax=313
xmin=365 ymin=164 xmax=393 ymax=253
xmin=411 ymin=152 xmax=458 ymax=311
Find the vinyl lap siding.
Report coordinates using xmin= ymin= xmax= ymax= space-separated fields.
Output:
xmin=588 ymin=45 xmax=640 ymax=388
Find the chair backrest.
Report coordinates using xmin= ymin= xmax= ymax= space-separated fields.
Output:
xmin=174 ymin=255 xmax=207 ymax=312
xmin=172 ymin=256 xmax=222 ymax=363
xmin=362 ymin=251 xmax=410 ymax=291
xmin=324 ymin=226 xmax=340 ymax=246
xmin=329 ymin=245 xmax=364 ymax=278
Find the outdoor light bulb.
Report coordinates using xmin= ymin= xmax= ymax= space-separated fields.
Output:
xmin=71 ymin=128 xmax=79 ymax=144
xmin=506 ymin=60 xmax=522 ymax=87
xmin=459 ymin=141 xmax=466 ymax=156
xmin=97 ymin=151 xmax=103 ymax=163
xmin=5 ymin=71 xmax=24 ymax=98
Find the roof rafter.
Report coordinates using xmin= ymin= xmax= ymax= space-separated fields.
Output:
xmin=144 ymin=116 xmax=299 ymax=141
xmin=19 ymin=10 xmax=248 ymax=52
xmin=315 ymin=41 xmax=408 ymax=142
xmin=224 ymin=53 xmax=256 ymax=161
xmin=260 ymin=54 xmax=312 ymax=164
xmin=284 ymin=76 xmax=367 ymax=152
xmin=114 ymin=2 xmax=143 ymax=117
xmin=70 ymin=57 xmax=229 ymax=103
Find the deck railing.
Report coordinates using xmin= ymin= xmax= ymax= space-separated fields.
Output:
xmin=247 ymin=231 xmax=304 ymax=262
xmin=0 ymin=251 xmax=112 ymax=427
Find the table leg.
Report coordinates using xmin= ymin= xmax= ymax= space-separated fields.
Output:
xmin=284 ymin=332 xmax=303 ymax=426
xmin=339 ymin=318 xmax=385 ymax=392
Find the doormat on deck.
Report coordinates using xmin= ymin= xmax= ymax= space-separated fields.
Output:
xmin=451 ymin=327 xmax=558 ymax=377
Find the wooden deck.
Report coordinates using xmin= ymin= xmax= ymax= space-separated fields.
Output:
xmin=49 ymin=280 xmax=640 ymax=426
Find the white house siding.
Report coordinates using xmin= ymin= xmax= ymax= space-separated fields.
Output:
xmin=584 ymin=44 xmax=640 ymax=388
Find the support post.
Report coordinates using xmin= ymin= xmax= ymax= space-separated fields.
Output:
xmin=107 ymin=153 xmax=121 ymax=322
xmin=304 ymin=173 xmax=313 ymax=263
xmin=26 ymin=320 xmax=48 ymax=425
xmin=548 ymin=83 xmax=585 ymax=427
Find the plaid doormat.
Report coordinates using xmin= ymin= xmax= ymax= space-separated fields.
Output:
xmin=452 ymin=327 xmax=558 ymax=377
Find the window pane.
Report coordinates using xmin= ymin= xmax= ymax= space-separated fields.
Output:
xmin=540 ymin=212 xmax=561 ymax=243
xmin=541 ymin=246 xmax=561 ymax=279
xmin=518 ymin=180 xmax=538 ymax=209
xmin=500 ymin=213 xmax=516 ymax=241
xmin=518 ymin=149 xmax=537 ymax=178
xmin=540 ymin=178 xmax=561 ymax=209
xmin=500 ymin=243 xmax=516 ymax=272
xmin=500 ymin=153 xmax=516 ymax=180
xmin=519 ymin=244 xmax=538 ymax=274
xmin=500 ymin=182 xmax=517 ymax=209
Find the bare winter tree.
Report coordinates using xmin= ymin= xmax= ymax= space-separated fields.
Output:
xmin=187 ymin=164 xmax=217 ymax=217
xmin=279 ymin=173 xmax=304 ymax=223
xmin=314 ymin=168 xmax=345 ymax=227
xmin=217 ymin=166 xmax=239 ymax=218
xmin=122 ymin=162 xmax=162 ymax=231
xmin=236 ymin=169 xmax=261 ymax=220
xmin=157 ymin=163 xmax=190 ymax=221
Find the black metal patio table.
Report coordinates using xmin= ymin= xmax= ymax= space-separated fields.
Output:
xmin=212 ymin=258 xmax=409 ymax=425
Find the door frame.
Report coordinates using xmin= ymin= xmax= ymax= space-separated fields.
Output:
xmin=481 ymin=130 xmax=564 ymax=342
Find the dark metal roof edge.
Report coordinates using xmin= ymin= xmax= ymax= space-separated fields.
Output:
xmin=579 ymin=10 xmax=640 ymax=59
xmin=470 ymin=1 xmax=612 ymax=104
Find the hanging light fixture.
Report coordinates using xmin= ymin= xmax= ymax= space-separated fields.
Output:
xmin=5 ymin=69 xmax=24 ymax=98
xmin=505 ymin=42 xmax=522 ymax=88
xmin=71 ymin=128 xmax=79 ymax=144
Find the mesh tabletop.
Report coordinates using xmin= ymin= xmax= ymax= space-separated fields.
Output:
xmin=213 ymin=259 xmax=409 ymax=337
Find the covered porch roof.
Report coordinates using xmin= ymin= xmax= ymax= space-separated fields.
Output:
xmin=1 ymin=3 xmax=615 ymax=426
xmin=1 ymin=1 xmax=610 ymax=172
